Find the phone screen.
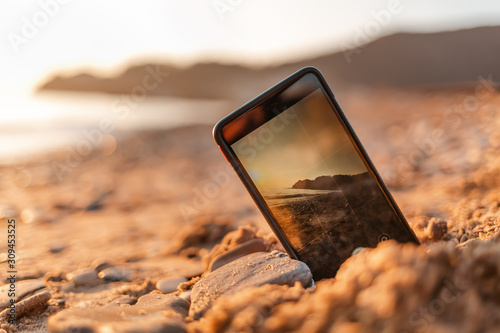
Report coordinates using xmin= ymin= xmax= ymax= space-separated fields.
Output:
xmin=225 ymin=73 xmax=415 ymax=279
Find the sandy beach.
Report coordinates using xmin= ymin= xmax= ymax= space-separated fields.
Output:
xmin=1 ymin=85 xmax=500 ymax=332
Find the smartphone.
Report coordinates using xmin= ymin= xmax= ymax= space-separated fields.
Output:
xmin=213 ymin=67 xmax=419 ymax=280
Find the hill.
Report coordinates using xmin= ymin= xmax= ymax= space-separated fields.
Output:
xmin=38 ymin=26 xmax=500 ymax=102
xmin=292 ymin=173 xmax=372 ymax=191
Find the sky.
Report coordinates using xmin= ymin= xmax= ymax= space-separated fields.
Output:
xmin=232 ymin=89 xmax=367 ymax=189
xmin=1 ymin=0 xmax=500 ymax=94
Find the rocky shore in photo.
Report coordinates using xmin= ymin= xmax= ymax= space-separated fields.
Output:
xmin=1 ymin=86 xmax=500 ymax=332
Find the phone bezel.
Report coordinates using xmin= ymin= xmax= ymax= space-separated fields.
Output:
xmin=213 ymin=66 xmax=420 ymax=262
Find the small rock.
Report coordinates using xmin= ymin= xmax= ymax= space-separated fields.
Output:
xmin=189 ymin=251 xmax=312 ymax=319
xmin=136 ymin=293 xmax=190 ymax=317
xmin=66 ymin=268 xmax=98 ymax=286
xmin=179 ymin=290 xmax=191 ymax=302
xmin=426 ymin=218 xmax=447 ymax=241
xmin=48 ymin=294 xmax=189 ymax=333
xmin=98 ymin=267 xmax=132 ymax=282
xmin=208 ymin=238 xmax=268 ymax=272
xmin=203 ymin=225 xmax=264 ymax=267
xmin=57 ymin=283 xmax=71 ymax=294
xmin=0 ymin=289 xmax=51 ymax=322
xmin=156 ymin=276 xmax=188 ymax=294
xmin=85 ymin=192 xmax=111 ymax=211
xmin=105 ymin=295 xmax=135 ymax=307
xmin=0 ymin=328 xmax=6 ymax=333
xmin=0 ymin=279 xmax=46 ymax=311
xmin=91 ymin=258 xmax=113 ymax=272
xmin=47 ymin=241 xmax=66 ymax=254
xmin=85 ymin=200 xmax=103 ymax=211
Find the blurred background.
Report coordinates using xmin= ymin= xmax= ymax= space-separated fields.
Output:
xmin=2 ymin=3 xmax=500 ymax=330
xmin=1 ymin=0 xmax=500 ymax=163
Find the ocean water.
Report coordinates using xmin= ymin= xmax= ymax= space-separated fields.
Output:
xmin=0 ymin=91 xmax=230 ymax=164
xmin=260 ymin=188 xmax=338 ymax=207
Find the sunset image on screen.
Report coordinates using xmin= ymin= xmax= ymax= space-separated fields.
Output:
xmin=232 ymin=89 xmax=367 ymax=190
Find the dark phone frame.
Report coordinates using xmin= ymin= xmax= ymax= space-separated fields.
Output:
xmin=213 ymin=67 xmax=420 ymax=262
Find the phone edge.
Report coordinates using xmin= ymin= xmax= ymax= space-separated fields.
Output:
xmin=311 ymin=69 xmax=421 ymax=245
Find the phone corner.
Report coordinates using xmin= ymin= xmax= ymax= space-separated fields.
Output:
xmin=212 ymin=120 xmax=225 ymax=146
xmin=300 ymin=66 xmax=321 ymax=74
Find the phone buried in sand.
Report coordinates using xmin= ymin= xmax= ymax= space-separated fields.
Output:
xmin=213 ymin=67 xmax=419 ymax=280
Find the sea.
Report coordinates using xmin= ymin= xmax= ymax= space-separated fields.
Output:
xmin=0 ymin=91 xmax=231 ymax=164
xmin=260 ymin=188 xmax=339 ymax=207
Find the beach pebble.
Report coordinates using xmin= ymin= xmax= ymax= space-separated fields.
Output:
xmin=85 ymin=199 xmax=103 ymax=211
xmin=179 ymin=290 xmax=191 ymax=302
xmin=98 ymin=267 xmax=132 ymax=282
xmin=189 ymin=251 xmax=312 ymax=319
xmin=105 ymin=295 xmax=135 ymax=307
xmin=156 ymin=276 xmax=187 ymax=294
xmin=136 ymin=293 xmax=190 ymax=317
xmin=48 ymin=294 xmax=189 ymax=333
xmin=91 ymin=258 xmax=113 ymax=272
xmin=208 ymin=238 xmax=268 ymax=272
xmin=426 ymin=218 xmax=447 ymax=241
xmin=66 ymin=268 xmax=98 ymax=286
xmin=0 ymin=279 xmax=46 ymax=311
xmin=0 ymin=289 xmax=51 ymax=322
xmin=47 ymin=240 xmax=66 ymax=254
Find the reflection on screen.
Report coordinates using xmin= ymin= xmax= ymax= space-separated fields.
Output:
xmin=231 ymin=88 xmax=413 ymax=280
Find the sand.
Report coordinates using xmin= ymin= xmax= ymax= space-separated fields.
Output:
xmin=1 ymin=85 xmax=499 ymax=332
